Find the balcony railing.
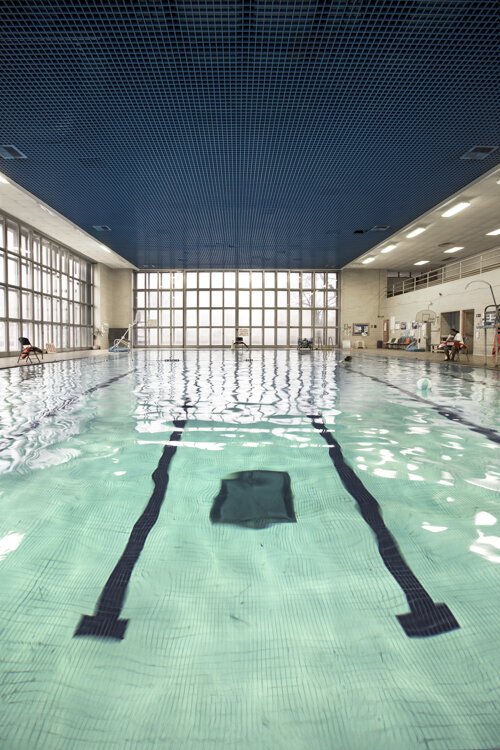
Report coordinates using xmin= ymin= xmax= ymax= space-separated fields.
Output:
xmin=387 ymin=246 xmax=500 ymax=297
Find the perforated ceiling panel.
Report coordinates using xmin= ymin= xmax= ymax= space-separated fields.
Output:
xmin=0 ymin=1 xmax=498 ymax=268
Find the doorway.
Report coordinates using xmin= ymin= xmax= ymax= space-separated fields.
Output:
xmin=462 ymin=309 xmax=475 ymax=354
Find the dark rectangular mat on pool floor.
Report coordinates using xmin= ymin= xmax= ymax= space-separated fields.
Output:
xmin=210 ymin=470 xmax=296 ymax=528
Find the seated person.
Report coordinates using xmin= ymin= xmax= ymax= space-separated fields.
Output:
xmin=438 ymin=332 xmax=455 ymax=360
xmin=450 ymin=328 xmax=464 ymax=361
xmin=232 ymin=336 xmax=248 ymax=349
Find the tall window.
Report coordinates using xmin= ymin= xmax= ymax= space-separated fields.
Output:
xmin=134 ymin=270 xmax=338 ymax=347
xmin=0 ymin=212 xmax=94 ymax=355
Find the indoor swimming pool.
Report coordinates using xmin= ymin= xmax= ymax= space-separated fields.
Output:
xmin=0 ymin=350 xmax=499 ymax=750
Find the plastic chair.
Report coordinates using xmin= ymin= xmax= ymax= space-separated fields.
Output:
xmin=17 ymin=337 xmax=43 ymax=364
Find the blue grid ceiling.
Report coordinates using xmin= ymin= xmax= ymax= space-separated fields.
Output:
xmin=0 ymin=0 xmax=498 ymax=269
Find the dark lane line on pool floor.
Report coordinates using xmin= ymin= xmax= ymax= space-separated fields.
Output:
xmin=74 ymin=414 xmax=187 ymax=641
xmin=0 ymin=369 xmax=137 ymax=453
xmin=350 ymin=368 xmax=500 ymax=446
xmin=308 ymin=413 xmax=460 ymax=638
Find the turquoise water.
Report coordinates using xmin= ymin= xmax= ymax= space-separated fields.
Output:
xmin=0 ymin=350 xmax=499 ymax=750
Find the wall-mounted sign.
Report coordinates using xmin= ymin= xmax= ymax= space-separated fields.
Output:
xmin=353 ymin=323 xmax=369 ymax=336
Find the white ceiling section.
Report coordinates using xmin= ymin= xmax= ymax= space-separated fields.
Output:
xmin=345 ymin=165 xmax=500 ymax=272
xmin=0 ymin=174 xmax=135 ymax=270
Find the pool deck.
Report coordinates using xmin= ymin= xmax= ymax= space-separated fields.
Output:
xmin=0 ymin=346 xmax=498 ymax=370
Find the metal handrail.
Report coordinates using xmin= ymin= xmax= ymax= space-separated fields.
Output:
xmin=387 ymin=247 xmax=500 ymax=297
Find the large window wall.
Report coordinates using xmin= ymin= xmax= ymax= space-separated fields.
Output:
xmin=134 ymin=270 xmax=338 ymax=347
xmin=0 ymin=212 xmax=94 ymax=356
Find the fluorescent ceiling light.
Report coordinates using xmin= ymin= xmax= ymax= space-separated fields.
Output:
xmin=380 ymin=244 xmax=398 ymax=253
xmin=0 ymin=174 xmax=9 ymax=184
xmin=443 ymin=246 xmax=464 ymax=254
xmin=441 ymin=201 xmax=470 ymax=217
xmin=361 ymin=256 xmax=375 ymax=264
xmin=486 ymin=228 xmax=500 ymax=236
xmin=406 ymin=227 xmax=427 ymax=238
xmin=414 ymin=260 xmax=430 ymax=266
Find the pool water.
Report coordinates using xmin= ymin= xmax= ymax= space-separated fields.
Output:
xmin=0 ymin=350 xmax=499 ymax=750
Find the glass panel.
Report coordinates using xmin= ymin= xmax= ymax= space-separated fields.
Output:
xmin=224 ymin=309 xmax=235 ymax=326
xmin=199 ymin=291 xmax=210 ymax=307
xmin=34 ymin=294 xmax=42 ymax=320
xmin=302 ymin=310 xmax=311 ymax=326
xmin=8 ymin=288 xmax=19 ymax=318
xmin=212 ymin=290 xmax=223 ymax=307
xmin=251 ymin=328 xmax=262 ymax=345
xmin=32 ymin=236 xmax=41 ymax=262
xmin=42 ymin=240 xmax=50 ymax=266
xmin=7 ymin=224 xmax=18 ymax=251
xmin=199 ymin=310 xmax=209 ymax=327
xmin=0 ymin=219 xmax=4 ymax=248
xmin=315 ymin=291 xmax=325 ymax=307
xmin=186 ymin=291 xmax=197 ymax=307
xmin=53 ymin=272 xmax=60 ymax=296
xmin=186 ymin=309 xmax=197 ymax=326
xmin=223 ymin=328 xmax=234 ymax=345
xmin=212 ymin=309 xmax=223 ymax=326
xmin=327 ymin=329 xmax=337 ymax=345
xmin=211 ymin=328 xmax=223 ymax=345
xmin=9 ymin=321 xmax=19 ymax=350
xmin=33 ymin=266 xmax=41 ymax=292
xmin=264 ymin=309 xmax=275 ymax=326
xmin=173 ymin=309 xmax=183 ymax=326
xmin=20 ymin=231 xmax=30 ymax=258
xmin=264 ymin=272 xmax=275 ymax=288
xmin=252 ymin=309 xmax=262 ymax=326
xmin=290 ymin=272 xmax=300 ymax=288
xmin=136 ymin=272 xmax=146 ymax=288
xmin=264 ymin=290 xmax=275 ymax=307
xmin=314 ymin=273 xmax=326 ymax=289
xmin=21 ymin=261 xmax=31 ymax=288
xmin=199 ymin=272 xmax=210 ymax=289
xmin=135 ymin=327 xmax=145 ymax=346
xmin=239 ymin=290 xmax=249 ymax=307
xmin=224 ymin=272 xmax=235 ymax=288
xmin=172 ymin=291 xmax=183 ymax=308
xmin=250 ymin=271 xmax=262 ymax=288
xmin=0 ymin=287 xmax=5 ymax=317
xmin=173 ymin=328 xmax=184 ymax=346
xmin=186 ymin=272 xmax=197 ymax=288
xmin=277 ymin=329 xmax=287 ymax=345
xmin=136 ymin=291 xmax=145 ymax=307
xmin=148 ymin=291 xmax=158 ymax=307
xmin=173 ymin=272 xmax=183 ymax=289
xmin=160 ymin=272 xmax=171 ymax=288
xmin=264 ymin=328 xmax=275 ymax=345
xmin=52 ymin=298 xmax=60 ymax=322
xmin=238 ymin=309 xmax=250 ymax=326
xmin=160 ymin=310 xmax=170 ymax=326
xmin=302 ymin=273 xmax=312 ymax=289
xmin=62 ymin=300 xmax=69 ymax=323
xmin=251 ymin=290 xmax=262 ymax=307
xmin=224 ymin=290 xmax=235 ymax=307
xmin=185 ymin=329 xmax=197 ymax=345
xmin=160 ymin=329 xmax=171 ymax=346
xmin=277 ymin=291 xmax=287 ymax=307
xmin=277 ymin=309 xmax=288 ymax=326
xmin=148 ymin=273 xmax=158 ymax=289
xmin=327 ymin=273 xmax=337 ymax=289
xmin=327 ymin=311 xmax=337 ymax=327
xmin=147 ymin=329 xmax=158 ymax=346
xmin=7 ymin=255 xmax=19 ymax=285
xmin=0 ymin=251 xmax=4 ymax=283
xmin=198 ymin=328 xmax=210 ymax=345
xmin=277 ymin=272 xmax=288 ymax=288
xmin=290 ymin=309 xmax=299 ymax=326
xmin=239 ymin=271 xmax=250 ymax=288
xmin=0 ymin=321 xmax=5 ymax=351
xmin=211 ymin=272 xmax=223 ymax=288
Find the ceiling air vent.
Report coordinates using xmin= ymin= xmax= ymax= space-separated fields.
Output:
xmin=460 ymin=145 xmax=498 ymax=160
xmin=92 ymin=224 xmax=111 ymax=232
xmin=370 ymin=225 xmax=390 ymax=232
xmin=0 ymin=144 xmax=28 ymax=160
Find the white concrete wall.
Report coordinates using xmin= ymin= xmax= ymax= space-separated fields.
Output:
xmin=94 ymin=266 xmax=133 ymax=348
xmin=339 ymin=266 xmax=500 ymax=356
xmin=340 ymin=269 xmax=386 ymax=349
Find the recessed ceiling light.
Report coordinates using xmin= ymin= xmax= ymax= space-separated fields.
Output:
xmin=406 ymin=227 xmax=427 ymax=238
xmin=414 ymin=260 xmax=430 ymax=266
xmin=380 ymin=244 xmax=398 ymax=253
xmin=443 ymin=246 xmax=464 ymax=254
xmin=361 ymin=256 xmax=376 ymax=264
xmin=486 ymin=228 xmax=500 ymax=236
xmin=441 ymin=201 xmax=470 ymax=217
xmin=0 ymin=174 xmax=9 ymax=184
